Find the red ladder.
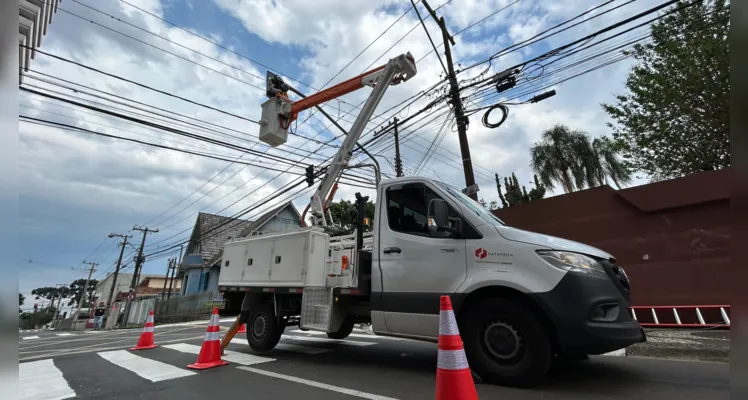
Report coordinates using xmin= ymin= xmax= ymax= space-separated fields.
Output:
xmin=629 ymin=305 xmax=730 ymax=328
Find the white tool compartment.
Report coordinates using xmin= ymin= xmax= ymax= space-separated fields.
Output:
xmin=219 ymin=229 xmax=329 ymax=287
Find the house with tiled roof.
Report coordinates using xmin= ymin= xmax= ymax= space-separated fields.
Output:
xmin=179 ymin=202 xmax=302 ymax=295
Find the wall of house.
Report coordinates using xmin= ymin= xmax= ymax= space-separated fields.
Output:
xmin=207 ymin=266 xmax=221 ymax=293
xmin=95 ymin=273 xmax=133 ymax=305
xmin=182 ymin=268 xmax=203 ymax=295
xmin=260 ymin=209 xmax=302 ymax=233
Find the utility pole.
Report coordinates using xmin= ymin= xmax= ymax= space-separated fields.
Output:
xmin=71 ymin=262 xmax=97 ymax=331
xmin=168 ymin=245 xmax=183 ymax=301
xmin=393 ymin=117 xmax=403 ymax=177
xmin=123 ymin=226 xmax=158 ymax=327
xmin=161 ymin=258 xmax=173 ymax=301
xmin=106 ymin=233 xmax=131 ymax=310
xmin=421 ymin=0 xmax=479 ymax=200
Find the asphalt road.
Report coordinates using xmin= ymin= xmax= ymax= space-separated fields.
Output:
xmin=19 ymin=322 xmax=730 ymax=400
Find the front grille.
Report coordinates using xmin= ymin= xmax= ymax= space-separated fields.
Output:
xmin=611 ymin=266 xmax=630 ymax=293
xmin=597 ymin=259 xmax=631 ymax=300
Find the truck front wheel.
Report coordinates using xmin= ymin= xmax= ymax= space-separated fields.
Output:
xmin=461 ymin=298 xmax=552 ymax=387
xmin=247 ymin=302 xmax=283 ymax=352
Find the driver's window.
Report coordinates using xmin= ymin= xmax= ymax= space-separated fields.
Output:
xmin=386 ymin=184 xmax=456 ymax=237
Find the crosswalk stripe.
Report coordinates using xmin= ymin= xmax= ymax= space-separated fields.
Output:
xmin=162 ymin=343 xmax=275 ymax=366
xmin=56 ymin=333 xmax=74 ymax=337
xmin=98 ymin=350 xmax=196 ymax=382
xmin=229 ymin=339 xmax=331 ymax=355
xmin=289 ymin=330 xmax=403 ymax=341
xmin=22 ymin=336 xmax=40 ymax=340
xmin=19 ymin=359 xmax=76 ymax=400
xmin=281 ymin=334 xmax=375 ymax=347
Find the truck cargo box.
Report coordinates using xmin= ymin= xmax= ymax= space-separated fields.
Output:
xmin=219 ymin=230 xmax=330 ymax=288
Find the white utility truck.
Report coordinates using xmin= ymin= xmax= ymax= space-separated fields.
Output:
xmin=218 ymin=52 xmax=644 ymax=387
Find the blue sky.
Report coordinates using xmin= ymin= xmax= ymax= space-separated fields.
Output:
xmin=18 ymin=0 xmax=658 ymax=311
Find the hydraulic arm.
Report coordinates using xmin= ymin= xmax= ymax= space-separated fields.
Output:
xmin=258 ymin=52 xmax=417 ymax=227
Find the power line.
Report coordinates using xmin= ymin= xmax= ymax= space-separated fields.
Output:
xmin=19 ymin=46 xmax=261 ymax=124
xmin=19 ymin=116 xmax=308 ymax=174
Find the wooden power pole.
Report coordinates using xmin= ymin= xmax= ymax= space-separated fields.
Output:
xmin=420 ymin=0 xmax=480 ymax=200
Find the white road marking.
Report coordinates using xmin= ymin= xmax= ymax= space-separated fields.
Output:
xmin=98 ymin=350 xmax=196 ymax=382
xmin=84 ymin=330 xmax=104 ymax=334
xmin=281 ymin=335 xmax=376 ymax=347
xmin=602 ymin=348 xmax=627 ymax=357
xmin=19 ymin=359 xmax=76 ymax=400
xmin=19 ymin=335 xmax=206 ymax=362
xmin=229 ymin=338 xmax=331 ymax=355
xmin=22 ymin=336 xmax=41 ymax=340
xmin=289 ymin=330 xmax=403 ymax=341
xmin=162 ymin=343 xmax=275 ymax=366
xmin=238 ymin=366 xmax=400 ymax=400
xmin=56 ymin=333 xmax=74 ymax=337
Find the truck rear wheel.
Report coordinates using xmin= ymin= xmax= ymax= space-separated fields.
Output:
xmin=247 ymin=302 xmax=283 ymax=352
xmin=461 ymin=298 xmax=552 ymax=387
xmin=326 ymin=318 xmax=355 ymax=339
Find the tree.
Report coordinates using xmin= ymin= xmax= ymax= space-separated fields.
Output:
xmin=531 ymin=125 xmax=631 ymax=192
xmin=494 ymin=172 xmax=546 ymax=208
xmin=326 ymin=199 xmax=375 ymax=235
xmin=31 ymin=286 xmax=70 ymax=312
xmin=67 ymin=278 xmax=99 ymax=308
xmin=19 ymin=293 xmax=25 ymax=307
xmin=602 ymin=0 xmax=730 ymax=181
xmin=19 ymin=309 xmax=56 ymax=330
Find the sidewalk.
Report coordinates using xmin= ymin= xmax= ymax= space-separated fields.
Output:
xmin=627 ymin=329 xmax=730 ymax=363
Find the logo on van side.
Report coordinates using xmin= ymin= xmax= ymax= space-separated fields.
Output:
xmin=475 ymin=248 xmax=513 ymax=260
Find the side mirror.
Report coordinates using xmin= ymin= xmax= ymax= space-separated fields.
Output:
xmin=428 ymin=199 xmax=453 ymax=234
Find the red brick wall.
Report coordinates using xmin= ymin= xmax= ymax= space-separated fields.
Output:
xmin=493 ymin=169 xmax=730 ymax=306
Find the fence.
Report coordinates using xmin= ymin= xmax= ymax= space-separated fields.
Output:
xmin=154 ymin=292 xmax=225 ymax=324
xmin=124 ymin=297 xmax=157 ymax=327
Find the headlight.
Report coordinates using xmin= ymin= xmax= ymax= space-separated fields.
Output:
xmin=536 ymin=250 xmax=607 ymax=276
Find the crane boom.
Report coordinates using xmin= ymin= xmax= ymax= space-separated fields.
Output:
xmin=258 ymin=52 xmax=417 ymax=227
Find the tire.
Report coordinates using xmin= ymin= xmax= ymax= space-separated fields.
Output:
xmin=460 ymin=298 xmax=552 ymax=388
xmin=246 ymin=302 xmax=283 ymax=352
xmin=326 ymin=318 xmax=355 ymax=339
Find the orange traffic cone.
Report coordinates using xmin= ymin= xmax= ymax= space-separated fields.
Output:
xmin=187 ymin=307 xmax=229 ymax=370
xmin=237 ymin=323 xmax=247 ymax=334
xmin=435 ymin=296 xmax=478 ymax=400
xmin=131 ymin=310 xmax=158 ymax=350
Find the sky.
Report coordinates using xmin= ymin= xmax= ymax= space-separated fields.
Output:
xmin=17 ymin=0 xmax=661 ymax=310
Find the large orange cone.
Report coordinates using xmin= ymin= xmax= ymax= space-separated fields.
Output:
xmin=131 ymin=310 xmax=158 ymax=350
xmin=237 ymin=323 xmax=247 ymax=334
xmin=187 ymin=307 xmax=229 ymax=370
xmin=436 ymin=296 xmax=478 ymax=400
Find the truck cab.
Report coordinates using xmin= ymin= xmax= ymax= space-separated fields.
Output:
xmin=369 ymin=176 xmax=644 ymax=385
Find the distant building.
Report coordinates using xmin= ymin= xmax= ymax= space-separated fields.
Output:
xmin=19 ymin=0 xmax=61 ymax=83
xmin=178 ymin=202 xmax=302 ymax=296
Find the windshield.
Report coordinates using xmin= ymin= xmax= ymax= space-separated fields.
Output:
xmin=435 ymin=181 xmax=505 ymax=226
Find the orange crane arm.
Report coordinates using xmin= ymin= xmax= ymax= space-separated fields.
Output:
xmin=289 ymin=65 xmax=386 ymax=117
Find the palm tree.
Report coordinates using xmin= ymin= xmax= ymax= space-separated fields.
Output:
xmin=591 ymin=136 xmax=632 ymax=189
xmin=530 ymin=125 xmax=631 ymax=192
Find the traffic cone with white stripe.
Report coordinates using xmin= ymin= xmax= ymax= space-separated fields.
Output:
xmin=131 ymin=310 xmax=157 ymax=350
xmin=187 ymin=307 xmax=229 ymax=370
xmin=436 ymin=295 xmax=478 ymax=400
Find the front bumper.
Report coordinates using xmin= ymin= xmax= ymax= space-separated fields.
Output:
xmin=530 ymin=269 xmax=645 ymax=355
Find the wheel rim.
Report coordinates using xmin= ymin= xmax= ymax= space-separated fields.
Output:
xmin=483 ymin=320 xmax=524 ymax=363
xmin=252 ymin=313 xmax=268 ymax=340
